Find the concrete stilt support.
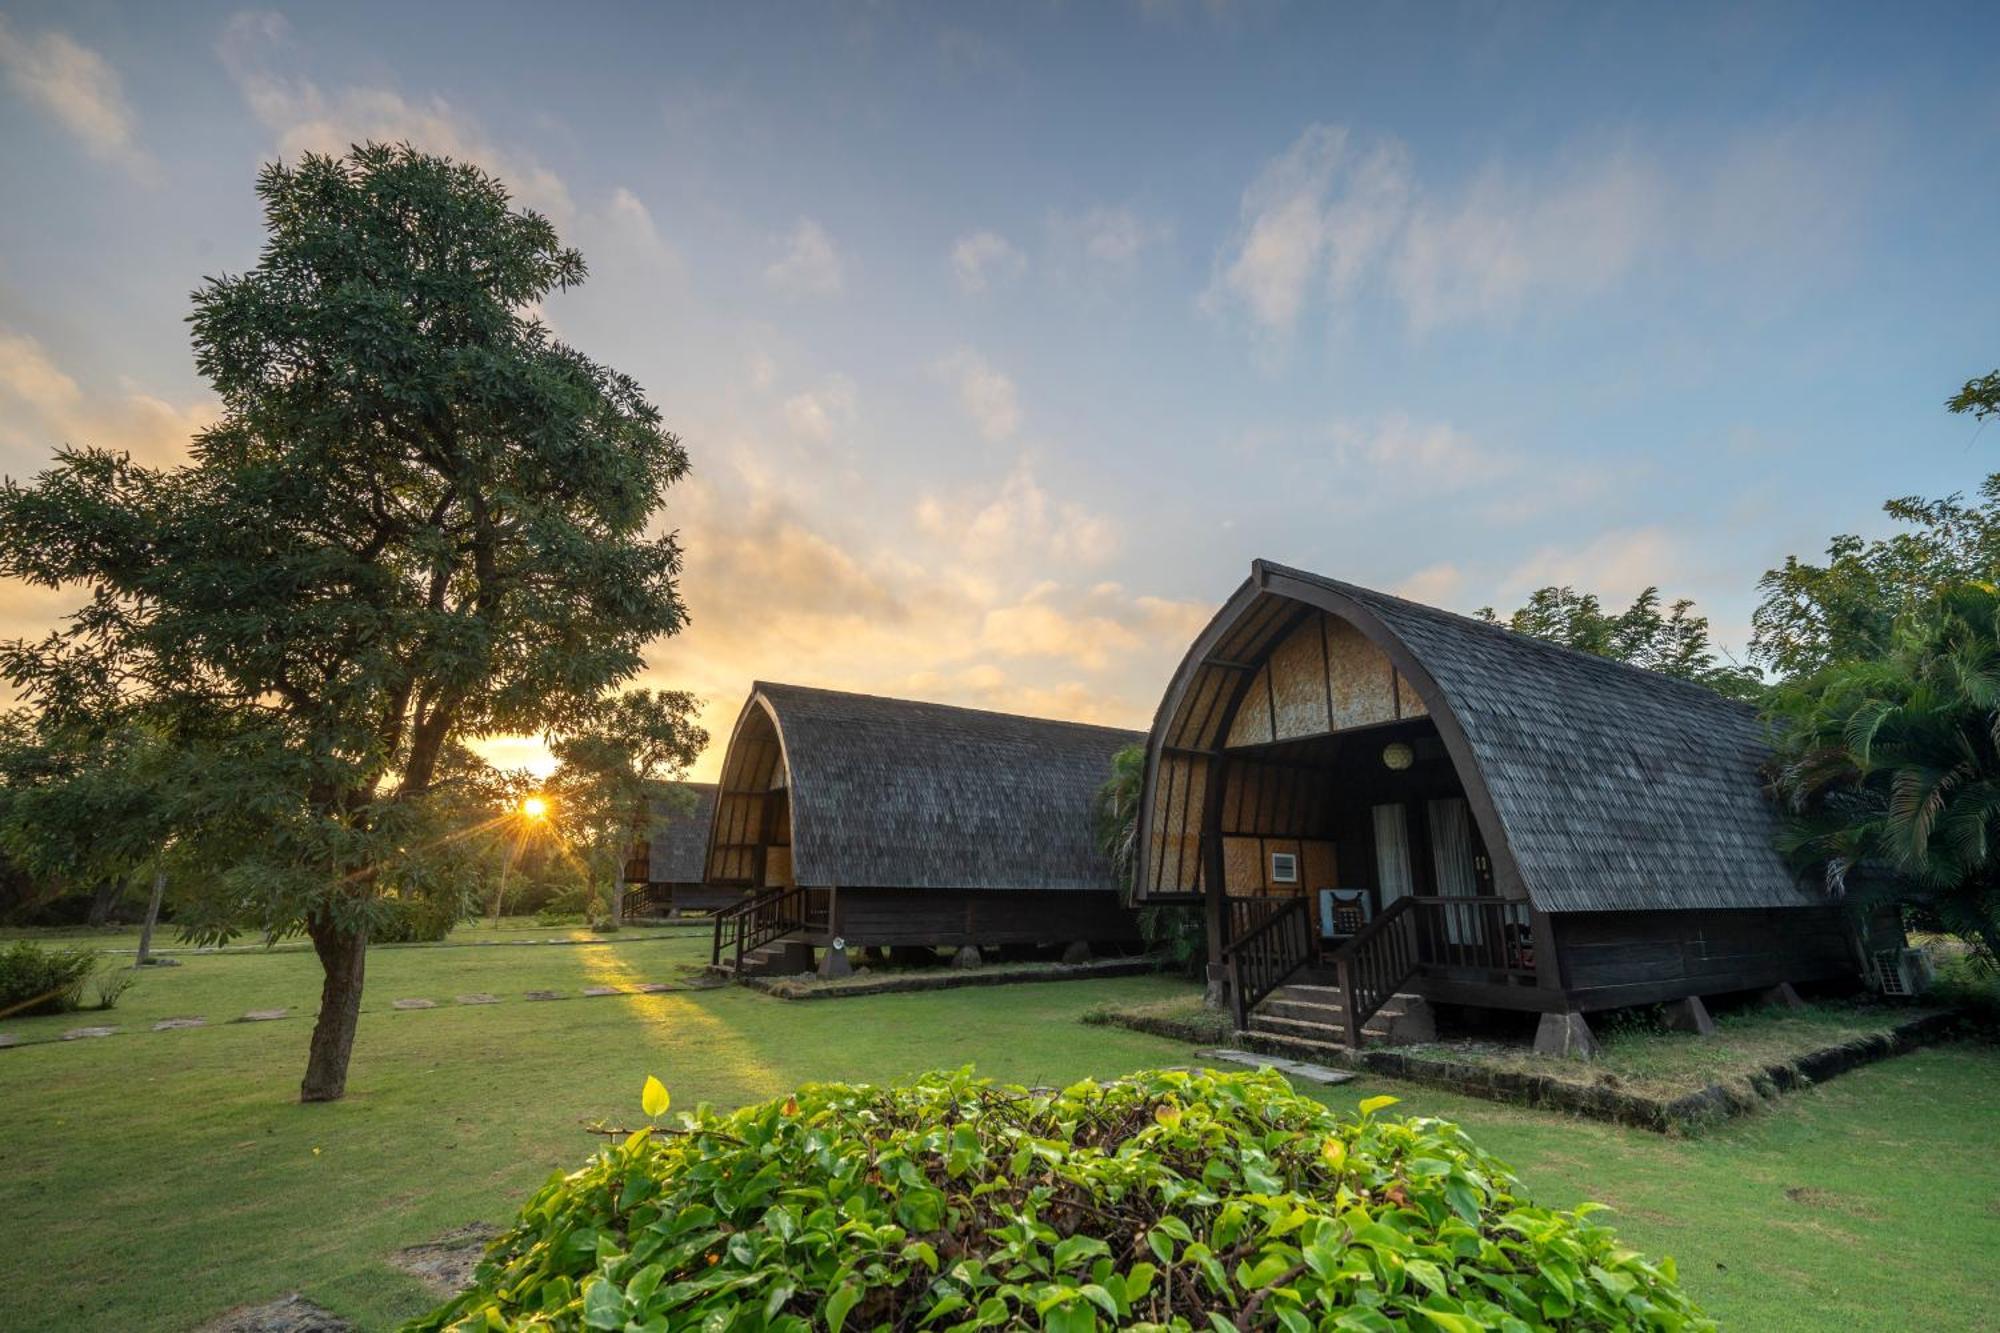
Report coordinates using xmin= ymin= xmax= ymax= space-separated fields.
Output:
xmin=1534 ymin=1011 xmax=1599 ymax=1059
xmin=1202 ymin=964 xmax=1227 ymax=1012
xmin=950 ymin=945 xmax=984 ymax=969
xmin=1663 ymin=994 xmax=1717 ymax=1036
xmin=1760 ymin=981 xmax=1806 ymax=1011
xmin=1060 ymin=941 xmax=1093 ymax=965
xmin=816 ymin=944 xmax=853 ymax=979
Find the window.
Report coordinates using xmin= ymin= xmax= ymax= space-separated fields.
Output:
xmin=1269 ymin=851 xmax=1298 ymax=885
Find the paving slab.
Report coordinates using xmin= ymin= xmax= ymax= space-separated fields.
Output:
xmin=455 ymin=993 xmax=500 ymax=1005
xmin=153 ymin=1017 xmax=207 ymax=1031
xmin=1197 ymin=1048 xmax=1355 ymax=1085
xmin=0 ymin=1033 xmax=18 ymax=1049
xmin=198 ymin=1293 xmax=353 ymax=1333
xmin=581 ymin=985 xmax=624 ymax=997
xmin=62 ymin=1025 xmax=117 ymax=1040
xmin=522 ymin=989 xmax=565 ymax=1001
xmin=239 ymin=1008 xmax=289 ymax=1022
xmin=629 ymin=982 xmax=672 ymax=994
xmin=392 ymin=998 xmax=437 ymax=1010
xmin=390 ymin=1221 xmax=502 ymax=1294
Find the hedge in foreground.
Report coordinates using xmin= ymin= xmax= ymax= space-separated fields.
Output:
xmin=410 ymin=1067 xmax=1711 ymax=1332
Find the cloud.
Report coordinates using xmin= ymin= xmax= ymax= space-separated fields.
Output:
xmin=0 ymin=16 xmax=147 ymax=172
xmin=917 ymin=462 xmax=1119 ymax=566
xmin=763 ymin=218 xmax=845 ymax=296
xmin=950 ymin=230 xmax=1026 ymax=294
xmin=1393 ymin=563 xmax=1463 ymax=607
xmin=935 ymin=348 xmax=1020 ymax=442
xmin=1328 ymin=414 xmax=1510 ymax=488
xmin=218 ymin=10 xmax=573 ymax=221
xmin=0 ymin=328 xmax=216 ymax=468
xmin=1210 ymin=119 xmax=1860 ymax=339
xmin=1498 ymin=527 xmax=1687 ymax=606
xmin=780 ymin=375 xmax=857 ymax=443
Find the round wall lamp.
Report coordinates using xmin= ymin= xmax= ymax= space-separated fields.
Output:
xmin=1381 ymin=741 xmax=1415 ymax=771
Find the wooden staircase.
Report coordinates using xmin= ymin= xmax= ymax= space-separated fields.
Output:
xmin=1239 ymin=981 xmax=1433 ymax=1056
xmin=708 ymin=885 xmax=827 ymax=979
xmin=706 ymin=939 xmax=800 ymax=978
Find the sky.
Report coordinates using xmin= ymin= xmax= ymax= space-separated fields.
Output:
xmin=0 ymin=1 xmax=1995 ymax=781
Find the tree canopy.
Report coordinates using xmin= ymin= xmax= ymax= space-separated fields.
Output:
xmin=0 ymin=143 xmax=692 ymax=1100
xmin=1476 ymin=586 xmax=1763 ymax=700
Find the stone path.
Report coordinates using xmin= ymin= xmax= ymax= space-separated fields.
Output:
xmin=0 ymin=978 xmax=696 ymax=1052
xmin=1196 ymin=1048 xmax=1356 ymax=1085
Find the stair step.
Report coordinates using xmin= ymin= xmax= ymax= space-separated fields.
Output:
xmin=1248 ymin=1013 xmax=1391 ymax=1041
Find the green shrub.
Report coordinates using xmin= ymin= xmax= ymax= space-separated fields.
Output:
xmin=535 ymin=908 xmax=588 ymax=927
xmin=0 ymin=939 xmax=100 ymax=1016
xmin=371 ymin=895 xmax=459 ymax=944
xmin=409 ymin=1067 xmax=1711 ymax=1332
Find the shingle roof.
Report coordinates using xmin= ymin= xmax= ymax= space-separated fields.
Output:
xmin=643 ymin=782 xmax=717 ymax=884
xmin=746 ymin=682 xmax=1142 ymax=892
xmin=1256 ymin=562 xmax=1811 ymax=913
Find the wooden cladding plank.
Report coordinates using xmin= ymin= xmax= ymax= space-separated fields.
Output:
xmin=1222 ymin=836 xmax=1264 ymax=894
xmin=1302 ymin=839 xmax=1338 ymax=892
xmin=1148 ymin=751 xmax=1207 ymax=894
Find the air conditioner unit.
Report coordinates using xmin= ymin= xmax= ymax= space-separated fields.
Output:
xmin=1873 ymin=947 xmax=1933 ymax=997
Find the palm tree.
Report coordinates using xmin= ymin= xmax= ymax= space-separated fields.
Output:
xmin=1094 ymin=743 xmax=1207 ymax=978
xmin=1767 ymin=583 xmax=2000 ymax=964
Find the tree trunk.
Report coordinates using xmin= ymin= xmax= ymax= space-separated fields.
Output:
xmin=301 ymin=912 xmax=369 ymax=1103
xmin=86 ymin=877 xmax=124 ymax=927
xmin=135 ymin=867 xmax=167 ymax=965
xmin=609 ymin=878 xmax=625 ymax=927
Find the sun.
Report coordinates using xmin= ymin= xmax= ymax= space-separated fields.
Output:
xmin=520 ymin=795 xmax=549 ymax=820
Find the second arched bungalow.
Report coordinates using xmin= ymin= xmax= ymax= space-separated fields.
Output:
xmin=702 ymin=682 xmax=1143 ymax=973
xmin=1134 ymin=560 xmax=1899 ymax=1054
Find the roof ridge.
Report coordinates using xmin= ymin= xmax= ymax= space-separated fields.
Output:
xmin=1253 ymin=559 xmax=1755 ymax=710
xmin=750 ymin=679 xmax=1146 ymax=738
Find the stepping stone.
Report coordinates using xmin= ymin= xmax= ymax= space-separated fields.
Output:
xmin=582 ymin=985 xmax=624 ymax=997
xmin=0 ymin=1034 xmax=18 ymax=1049
xmin=153 ymin=1017 xmax=206 ymax=1031
xmin=1197 ymin=1048 xmax=1355 ymax=1086
xmin=523 ymin=989 xmax=565 ymax=1001
xmin=197 ymin=1292 xmax=353 ymax=1332
xmin=455 ymin=993 xmax=500 ymax=1005
xmin=629 ymin=982 xmax=671 ymax=994
xmin=239 ymin=1008 xmax=289 ymax=1022
xmin=392 ymin=998 xmax=437 ymax=1010
xmin=62 ymin=1026 xmax=117 ymax=1040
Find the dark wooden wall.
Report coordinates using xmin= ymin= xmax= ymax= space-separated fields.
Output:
xmin=829 ymin=888 xmax=1139 ymax=948
xmin=1553 ymin=906 xmax=1893 ymax=1011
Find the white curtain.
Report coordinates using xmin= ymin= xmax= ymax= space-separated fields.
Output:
xmin=1372 ymin=803 xmax=1412 ymax=906
xmin=1430 ymin=798 xmax=1478 ymax=943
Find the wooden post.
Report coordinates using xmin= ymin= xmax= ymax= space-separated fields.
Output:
xmin=1337 ymin=956 xmax=1361 ymax=1048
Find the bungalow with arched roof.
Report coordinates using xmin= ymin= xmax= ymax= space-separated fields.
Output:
xmin=700 ymin=682 xmax=1143 ymax=974
xmin=1134 ymin=560 xmax=1899 ymax=1055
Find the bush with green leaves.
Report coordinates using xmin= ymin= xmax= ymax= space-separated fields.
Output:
xmin=410 ymin=1067 xmax=1710 ymax=1332
xmin=0 ymin=939 xmax=100 ymax=1015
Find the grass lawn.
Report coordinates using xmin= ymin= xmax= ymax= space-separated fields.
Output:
xmin=2 ymin=946 xmax=1996 ymax=1330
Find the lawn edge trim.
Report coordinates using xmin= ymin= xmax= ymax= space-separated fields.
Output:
xmin=1091 ymin=1006 xmax=1964 ymax=1133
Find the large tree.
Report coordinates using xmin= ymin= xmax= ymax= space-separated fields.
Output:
xmin=0 ymin=144 xmax=690 ymax=1101
xmin=1765 ymin=582 xmax=2000 ymax=963
xmin=546 ymin=688 xmax=706 ymax=927
xmin=1476 ymin=585 xmax=1763 ymax=700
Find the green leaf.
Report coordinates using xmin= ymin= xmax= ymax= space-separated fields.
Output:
xmin=825 ymin=1282 xmax=862 ymax=1333
xmin=1357 ymin=1095 xmax=1400 ymax=1117
xmin=641 ymin=1076 xmax=670 ymax=1119
xmin=581 ymin=1276 xmax=625 ymax=1330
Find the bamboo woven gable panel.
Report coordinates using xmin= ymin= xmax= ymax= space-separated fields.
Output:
xmin=745 ymin=682 xmax=1143 ymax=892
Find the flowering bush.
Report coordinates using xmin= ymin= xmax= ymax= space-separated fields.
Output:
xmin=410 ymin=1067 xmax=1710 ymax=1331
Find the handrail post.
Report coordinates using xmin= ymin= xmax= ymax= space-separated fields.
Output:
xmin=1336 ymin=955 xmax=1361 ymax=1048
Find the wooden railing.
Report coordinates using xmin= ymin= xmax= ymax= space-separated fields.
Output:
xmin=1328 ymin=895 xmax=1536 ymax=1044
xmin=1226 ymin=895 xmax=1314 ymax=1030
xmin=1224 ymin=894 xmax=1290 ymax=950
xmin=710 ymin=886 xmax=827 ymax=971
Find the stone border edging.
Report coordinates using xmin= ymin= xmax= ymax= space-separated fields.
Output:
xmin=744 ymin=956 xmax=1160 ymax=1000
xmin=1096 ymin=1007 xmax=1963 ymax=1133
